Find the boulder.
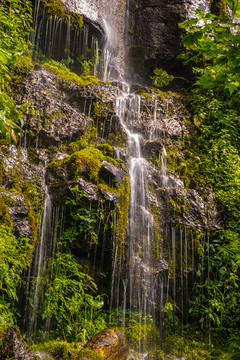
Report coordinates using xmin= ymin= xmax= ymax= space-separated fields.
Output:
xmin=77 ymin=329 xmax=128 ymax=360
xmin=0 ymin=327 xmax=36 ymax=360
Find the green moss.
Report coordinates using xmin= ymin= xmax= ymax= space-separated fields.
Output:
xmin=27 ymin=149 xmax=39 ymax=164
xmin=30 ymin=340 xmax=79 ymax=360
xmin=0 ymin=157 xmax=4 ymax=183
xmin=69 ymin=125 xmax=97 ymax=153
xmin=6 ymin=163 xmax=23 ymax=186
xmin=91 ymin=101 xmax=103 ymax=120
xmin=48 ymin=145 xmax=121 ymax=185
xmin=78 ymin=348 xmax=103 ymax=360
xmin=146 ymin=350 xmax=165 ymax=360
xmin=162 ymin=333 xmax=223 ymax=360
xmin=70 ymin=12 xmax=84 ymax=28
xmin=150 ymin=204 xmax=163 ymax=263
xmin=43 ymin=61 xmax=99 ymax=85
xmin=70 ymin=147 xmax=104 ymax=182
xmin=210 ymin=0 xmax=229 ymax=18
xmin=43 ymin=0 xmax=83 ymax=27
xmin=97 ymin=143 xmax=114 ymax=157
xmin=0 ymin=195 xmax=13 ymax=228
xmin=169 ymin=196 xmax=191 ymax=214
xmin=14 ymin=182 xmax=41 ymax=242
xmin=9 ymin=55 xmax=34 ymax=86
xmin=137 ymin=89 xmax=152 ymax=100
xmin=119 ymin=322 xmax=160 ymax=353
xmin=43 ymin=0 xmax=68 ymax=20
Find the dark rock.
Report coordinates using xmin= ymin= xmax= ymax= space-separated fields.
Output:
xmin=0 ymin=326 xmax=36 ymax=360
xmin=0 ymin=191 xmax=32 ymax=237
xmin=99 ymin=161 xmax=125 ymax=186
xmin=128 ymin=0 xmax=208 ymax=84
xmin=77 ymin=329 xmax=128 ymax=360
xmin=14 ymin=68 xmax=91 ymax=148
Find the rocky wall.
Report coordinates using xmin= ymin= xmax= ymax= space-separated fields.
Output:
xmin=127 ymin=0 xmax=209 ymax=83
xmin=0 ymin=64 xmax=223 ymax=329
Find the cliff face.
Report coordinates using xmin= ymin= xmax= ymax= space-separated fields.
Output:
xmin=0 ymin=63 xmax=222 ymax=328
xmin=127 ymin=0 xmax=209 ymax=82
xmin=58 ymin=0 xmax=209 ymax=82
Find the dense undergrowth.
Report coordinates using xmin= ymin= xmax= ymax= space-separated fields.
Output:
xmin=1 ymin=0 xmax=240 ymax=359
xmin=0 ymin=0 xmax=33 ymax=142
xmin=171 ymin=3 xmax=240 ymax=358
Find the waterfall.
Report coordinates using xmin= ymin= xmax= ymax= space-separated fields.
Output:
xmin=31 ymin=0 xmax=103 ymax=76
xmin=25 ymin=177 xmax=65 ymax=333
xmin=161 ymin=146 xmax=169 ymax=187
xmin=22 ymin=0 xmax=203 ymax=346
xmin=101 ymin=19 xmax=113 ymax=81
xmin=28 ymin=190 xmax=52 ymax=333
xmin=112 ymin=85 xmax=159 ymax=338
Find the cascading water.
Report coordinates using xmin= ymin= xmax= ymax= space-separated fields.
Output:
xmin=31 ymin=0 xmax=104 ymax=76
xmin=111 ymin=86 xmax=160 ymax=344
xmin=161 ymin=146 xmax=168 ymax=187
xmin=23 ymin=0 xmax=204 ymax=346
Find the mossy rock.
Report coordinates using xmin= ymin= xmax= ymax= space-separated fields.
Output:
xmin=43 ymin=62 xmax=98 ymax=86
xmin=0 ymin=326 xmax=36 ymax=360
xmin=97 ymin=143 xmax=114 ymax=157
xmin=43 ymin=0 xmax=83 ymax=27
xmin=47 ymin=146 xmax=121 ymax=186
xmin=77 ymin=348 xmax=104 ymax=360
xmin=78 ymin=329 xmax=128 ymax=360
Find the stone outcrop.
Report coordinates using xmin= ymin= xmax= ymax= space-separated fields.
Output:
xmin=77 ymin=329 xmax=129 ymax=360
xmin=127 ymin=0 xmax=209 ymax=83
xmin=0 ymin=327 xmax=36 ymax=360
xmin=0 ymin=64 xmax=224 ymax=332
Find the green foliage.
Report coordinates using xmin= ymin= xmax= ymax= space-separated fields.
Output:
xmin=190 ymin=230 xmax=240 ymax=334
xmin=42 ymin=252 xmax=106 ymax=342
xmin=110 ymin=308 xmax=160 ymax=353
xmin=179 ymin=10 xmax=240 ymax=112
xmin=178 ymin=10 xmax=240 ymax=339
xmin=221 ymin=337 xmax=240 ymax=360
xmin=226 ymin=0 xmax=240 ymax=17
xmin=0 ymin=0 xmax=32 ymax=142
xmin=162 ymin=333 xmax=222 ymax=360
xmin=151 ymin=68 xmax=174 ymax=88
xmin=63 ymin=186 xmax=98 ymax=245
xmin=0 ymin=224 xmax=32 ymax=324
xmin=79 ymin=59 xmax=94 ymax=76
xmin=30 ymin=340 xmax=79 ymax=360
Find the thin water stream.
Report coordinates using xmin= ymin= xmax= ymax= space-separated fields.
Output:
xmin=113 ymin=85 xmax=157 ymax=336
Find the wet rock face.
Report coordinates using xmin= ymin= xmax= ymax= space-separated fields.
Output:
xmin=77 ymin=329 xmax=129 ymax=360
xmin=149 ymin=171 xmax=223 ymax=230
xmin=0 ymin=145 xmax=44 ymax=238
xmin=128 ymin=0 xmax=208 ymax=83
xmin=0 ymin=327 xmax=36 ymax=360
xmin=15 ymin=67 xmax=91 ymax=148
xmin=14 ymin=67 xmax=123 ymax=149
xmin=4 ymin=65 xmax=224 ymax=326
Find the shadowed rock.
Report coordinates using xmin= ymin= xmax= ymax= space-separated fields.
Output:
xmin=0 ymin=327 xmax=36 ymax=360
